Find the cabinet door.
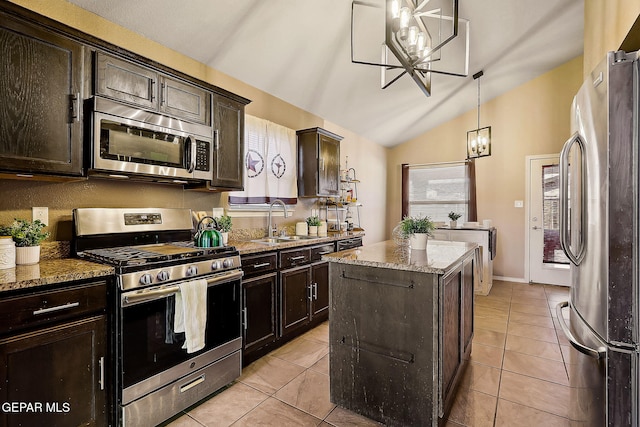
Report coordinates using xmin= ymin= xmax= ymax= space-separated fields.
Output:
xmin=0 ymin=15 xmax=83 ymax=175
xmin=297 ymin=128 xmax=342 ymax=197
xmin=318 ymin=133 xmax=340 ymax=196
xmin=279 ymin=265 xmax=311 ymax=337
xmin=160 ymin=76 xmax=210 ymax=125
xmin=462 ymin=257 xmax=474 ymax=357
xmin=242 ymin=273 xmax=278 ymax=357
xmin=440 ymin=267 xmax=462 ymax=414
xmin=311 ymin=262 xmax=329 ymax=320
xmin=211 ymin=94 xmax=244 ymax=189
xmin=0 ymin=315 xmax=107 ymax=427
xmin=95 ymin=52 xmax=158 ymax=110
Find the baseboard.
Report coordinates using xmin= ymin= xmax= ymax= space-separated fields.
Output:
xmin=493 ymin=276 xmax=528 ymax=284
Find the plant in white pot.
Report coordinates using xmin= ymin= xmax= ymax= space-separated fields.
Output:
xmin=216 ymin=214 xmax=232 ymax=246
xmin=399 ymin=215 xmax=434 ymax=250
xmin=306 ymin=215 xmax=321 ymax=236
xmin=1 ymin=219 xmax=49 ymax=265
xmin=448 ymin=211 xmax=462 ymax=228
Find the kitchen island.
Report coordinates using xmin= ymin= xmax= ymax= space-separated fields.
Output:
xmin=324 ymin=240 xmax=477 ymax=427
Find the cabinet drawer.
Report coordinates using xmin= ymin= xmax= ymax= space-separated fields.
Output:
xmin=311 ymin=243 xmax=335 ymax=262
xmin=241 ymin=252 xmax=278 ymax=278
xmin=0 ymin=281 xmax=107 ymax=336
xmin=280 ymin=248 xmax=311 ymax=269
xmin=336 ymin=237 xmax=362 ymax=251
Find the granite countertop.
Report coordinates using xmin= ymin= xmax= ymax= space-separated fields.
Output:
xmin=0 ymin=258 xmax=114 ymax=294
xmin=0 ymin=232 xmax=364 ymax=293
xmin=323 ymin=239 xmax=477 ymax=274
xmin=233 ymin=231 xmax=365 ymax=255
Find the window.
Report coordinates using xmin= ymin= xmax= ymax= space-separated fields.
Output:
xmin=401 ymin=162 xmax=476 ymax=222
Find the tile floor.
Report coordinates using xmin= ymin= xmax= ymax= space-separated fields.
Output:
xmin=165 ymin=280 xmax=573 ymax=427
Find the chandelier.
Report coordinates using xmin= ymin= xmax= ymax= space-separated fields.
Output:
xmin=351 ymin=0 xmax=469 ymax=96
xmin=466 ymin=70 xmax=491 ymax=159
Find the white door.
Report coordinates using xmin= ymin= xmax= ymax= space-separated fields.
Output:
xmin=526 ymin=155 xmax=570 ymax=286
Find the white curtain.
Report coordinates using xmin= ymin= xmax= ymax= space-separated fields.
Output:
xmin=228 ymin=115 xmax=298 ymax=204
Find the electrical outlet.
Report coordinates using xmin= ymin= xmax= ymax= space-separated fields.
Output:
xmin=514 ymin=200 xmax=524 ymax=208
xmin=32 ymin=207 xmax=48 ymax=225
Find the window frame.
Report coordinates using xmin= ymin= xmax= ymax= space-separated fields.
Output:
xmin=401 ymin=161 xmax=477 ymax=221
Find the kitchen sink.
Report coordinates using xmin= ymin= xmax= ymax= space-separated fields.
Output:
xmin=250 ymin=238 xmax=281 ymax=245
xmin=277 ymin=235 xmax=320 ymax=241
xmin=250 ymin=235 xmax=321 ymax=245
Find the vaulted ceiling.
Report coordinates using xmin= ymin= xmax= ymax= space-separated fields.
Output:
xmin=67 ymin=0 xmax=584 ymax=147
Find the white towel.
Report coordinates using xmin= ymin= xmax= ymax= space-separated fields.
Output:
xmin=174 ymin=279 xmax=208 ymax=353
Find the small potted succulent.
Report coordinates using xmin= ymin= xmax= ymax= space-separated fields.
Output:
xmin=216 ymin=214 xmax=232 ymax=246
xmin=0 ymin=218 xmax=49 ymax=265
xmin=448 ymin=211 xmax=462 ymax=228
xmin=306 ymin=216 xmax=322 ymax=236
xmin=398 ymin=215 xmax=434 ymax=250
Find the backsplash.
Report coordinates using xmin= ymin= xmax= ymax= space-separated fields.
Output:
xmin=0 ymin=178 xmax=324 ymax=247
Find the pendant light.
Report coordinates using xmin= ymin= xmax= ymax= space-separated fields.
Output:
xmin=467 ymin=70 xmax=491 ymax=159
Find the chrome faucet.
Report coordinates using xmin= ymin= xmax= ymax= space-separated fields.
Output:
xmin=268 ymin=199 xmax=288 ymax=238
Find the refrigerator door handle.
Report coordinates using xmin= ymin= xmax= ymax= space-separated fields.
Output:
xmin=559 ymin=132 xmax=587 ymax=265
xmin=556 ymin=301 xmax=606 ymax=359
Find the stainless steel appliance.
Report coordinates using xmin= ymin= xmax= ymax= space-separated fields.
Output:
xmin=89 ymin=97 xmax=213 ymax=183
xmin=557 ymin=50 xmax=639 ymax=426
xmin=73 ymin=208 xmax=242 ymax=427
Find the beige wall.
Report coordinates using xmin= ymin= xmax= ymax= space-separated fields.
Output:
xmin=2 ymin=0 xmax=387 ymax=246
xmin=584 ymin=0 xmax=640 ymax=76
xmin=386 ymin=56 xmax=583 ymax=280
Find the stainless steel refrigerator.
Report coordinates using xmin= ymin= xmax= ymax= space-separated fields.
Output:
xmin=557 ymin=50 xmax=639 ymax=426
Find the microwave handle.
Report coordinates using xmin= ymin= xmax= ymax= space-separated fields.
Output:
xmin=186 ymin=135 xmax=197 ymax=173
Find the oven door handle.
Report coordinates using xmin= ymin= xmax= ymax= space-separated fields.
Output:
xmin=122 ymin=270 xmax=243 ymax=306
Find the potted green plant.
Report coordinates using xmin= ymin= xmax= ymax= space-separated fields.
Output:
xmin=398 ymin=215 xmax=434 ymax=250
xmin=1 ymin=218 xmax=49 ymax=265
xmin=216 ymin=214 xmax=232 ymax=245
xmin=306 ymin=215 xmax=322 ymax=236
xmin=448 ymin=211 xmax=462 ymax=228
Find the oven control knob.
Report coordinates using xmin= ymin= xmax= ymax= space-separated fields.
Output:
xmin=140 ymin=273 xmax=153 ymax=286
xmin=211 ymin=260 xmax=221 ymax=271
xmin=223 ymin=258 xmax=234 ymax=268
xmin=186 ymin=265 xmax=198 ymax=276
xmin=157 ymin=270 xmax=170 ymax=281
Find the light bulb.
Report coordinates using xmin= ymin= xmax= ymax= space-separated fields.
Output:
xmin=398 ymin=7 xmax=411 ymax=40
xmin=407 ymin=26 xmax=419 ymax=57
xmin=416 ymin=31 xmax=426 ymax=52
xmin=391 ymin=0 xmax=400 ymax=19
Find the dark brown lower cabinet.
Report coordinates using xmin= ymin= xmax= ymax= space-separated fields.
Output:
xmin=279 ymin=265 xmax=312 ymax=337
xmin=329 ymin=249 xmax=475 ymax=426
xmin=0 ymin=315 xmax=107 ymax=427
xmin=441 ymin=266 xmax=463 ymax=412
xmin=310 ymin=261 xmax=329 ymax=320
xmin=242 ymin=272 xmax=278 ymax=356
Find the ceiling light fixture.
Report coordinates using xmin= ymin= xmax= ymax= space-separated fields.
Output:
xmin=466 ymin=70 xmax=491 ymax=159
xmin=351 ymin=0 xmax=470 ymax=96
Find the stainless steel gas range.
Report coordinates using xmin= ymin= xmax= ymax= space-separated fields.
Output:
xmin=73 ymin=208 xmax=242 ymax=427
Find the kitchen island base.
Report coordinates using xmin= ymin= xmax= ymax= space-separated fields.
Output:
xmin=326 ymin=241 xmax=476 ymax=426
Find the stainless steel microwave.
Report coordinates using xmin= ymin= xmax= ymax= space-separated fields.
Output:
xmin=90 ymin=97 xmax=213 ymax=183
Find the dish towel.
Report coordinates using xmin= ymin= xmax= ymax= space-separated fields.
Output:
xmin=174 ymin=279 xmax=208 ymax=353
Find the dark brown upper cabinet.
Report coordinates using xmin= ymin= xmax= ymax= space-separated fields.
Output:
xmin=95 ymin=52 xmax=211 ymax=126
xmin=209 ymin=93 xmax=246 ymax=190
xmin=95 ymin=52 xmax=158 ymax=111
xmin=160 ymin=76 xmax=210 ymax=125
xmin=297 ymin=127 xmax=342 ymax=197
xmin=0 ymin=11 xmax=84 ymax=177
